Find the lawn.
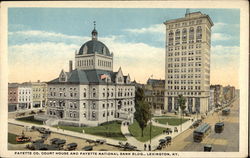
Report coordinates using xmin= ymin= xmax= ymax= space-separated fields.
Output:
xmin=58 ymin=121 xmax=126 ymax=141
xmin=8 ymin=133 xmax=28 ymax=144
xmin=16 ymin=116 xmax=43 ymax=125
xmin=154 ymin=117 xmax=188 ymax=126
xmin=128 ymin=120 xmax=167 ymax=142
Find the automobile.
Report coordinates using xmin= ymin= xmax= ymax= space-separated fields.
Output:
xmin=82 ymin=146 xmax=93 ymax=151
xmin=204 ymin=144 xmax=212 ymax=152
xmin=29 ymin=111 xmax=36 ymax=115
xmin=16 ymin=135 xmax=31 ymax=142
xmin=66 ymin=143 xmax=78 ymax=151
xmin=165 ymin=136 xmax=172 ymax=145
xmin=95 ymin=139 xmax=106 ymax=144
xmin=214 ymin=122 xmax=224 ymax=133
xmin=16 ymin=112 xmax=25 ymax=117
xmin=50 ymin=138 xmax=60 ymax=144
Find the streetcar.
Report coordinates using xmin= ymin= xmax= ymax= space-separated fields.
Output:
xmin=222 ymin=108 xmax=230 ymax=116
xmin=193 ymin=123 xmax=211 ymax=142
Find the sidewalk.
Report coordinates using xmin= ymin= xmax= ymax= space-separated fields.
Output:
xmin=8 ymin=119 xmax=125 ymax=147
xmin=120 ymin=119 xmax=194 ymax=151
xmin=120 ymin=121 xmax=144 ymax=150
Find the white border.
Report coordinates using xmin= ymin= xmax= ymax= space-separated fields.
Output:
xmin=0 ymin=1 xmax=249 ymax=158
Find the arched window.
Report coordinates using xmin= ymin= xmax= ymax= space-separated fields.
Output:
xmin=196 ymin=26 xmax=202 ymax=42
xmin=175 ymin=29 xmax=180 ymax=36
xmin=196 ymin=26 xmax=202 ymax=33
xmin=103 ymin=47 xmax=106 ymax=54
xmin=168 ymin=30 xmax=174 ymax=46
xmin=175 ymin=29 xmax=180 ymax=45
xmin=189 ymin=27 xmax=195 ymax=43
xmin=83 ymin=45 xmax=88 ymax=54
xmin=182 ymin=28 xmax=187 ymax=34
xmin=169 ymin=30 xmax=174 ymax=36
xmin=189 ymin=27 xmax=194 ymax=33
xmin=182 ymin=28 xmax=187 ymax=44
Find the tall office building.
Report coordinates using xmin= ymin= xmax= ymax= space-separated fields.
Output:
xmin=164 ymin=11 xmax=213 ymax=114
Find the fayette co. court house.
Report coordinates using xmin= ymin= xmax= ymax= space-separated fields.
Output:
xmin=37 ymin=26 xmax=135 ymax=127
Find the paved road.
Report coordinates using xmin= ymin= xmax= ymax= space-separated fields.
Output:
xmin=163 ymin=97 xmax=239 ymax=152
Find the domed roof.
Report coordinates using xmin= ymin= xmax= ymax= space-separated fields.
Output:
xmin=78 ymin=40 xmax=111 ymax=56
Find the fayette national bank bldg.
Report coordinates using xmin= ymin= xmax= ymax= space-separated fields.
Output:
xmin=43 ymin=26 xmax=135 ymax=127
xmin=164 ymin=11 xmax=213 ymax=114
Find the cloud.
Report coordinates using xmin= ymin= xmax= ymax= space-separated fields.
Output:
xmin=124 ymin=24 xmax=165 ymax=34
xmin=8 ymin=30 xmax=88 ymax=46
xmin=8 ymin=42 xmax=78 ymax=82
xmin=210 ymin=45 xmax=240 ymax=88
xmin=212 ymin=33 xmax=232 ymax=41
xmin=8 ymin=30 xmax=165 ymax=84
xmin=8 ymin=29 xmax=239 ymax=87
xmin=212 ymin=22 xmax=227 ymax=32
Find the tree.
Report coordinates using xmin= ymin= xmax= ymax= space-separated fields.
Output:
xmin=134 ymin=87 xmax=151 ymax=137
xmin=177 ymin=94 xmax=186 ymax=132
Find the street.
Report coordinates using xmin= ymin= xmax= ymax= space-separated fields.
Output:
xmin=163 ymin=97 xmax=239 ymax=152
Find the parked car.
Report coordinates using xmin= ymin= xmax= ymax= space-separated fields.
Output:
xmin=204 ymin=144 xmax=212 ymax=152
xmin=82 ymin=146 xmax=93 ymax=151
xmin=66 ymin=143 xmax=78 ymax=151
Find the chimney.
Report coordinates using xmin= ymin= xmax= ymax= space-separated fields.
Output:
xmin=69 ymin=60 xmax=73 ymax=72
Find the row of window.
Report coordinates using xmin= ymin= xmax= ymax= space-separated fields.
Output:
xmin=168 ymin=50 xmax=202 ymax=57
xmin=77 ymin=59 xmax=94 ymax=67
xmin=167 ymin=80 xmax=201 ymax=84
xmin=169 ymin=26 xmax=202 ymax=36
xmin=168 ymin=56 xmax=202 ymax=62
xmin=168 ymin=68 xmax=201 ymax=73
xmin=167 ymin=62 xmax=202 ymax=68
xmin=98 ymin=60 xmax=112 ymax=68
xmin=168 ymin=44 xmax=202 ymax=51
xmin=167 ymin=74 xmax=202 ymax=79
xmin=167 ymin=86 xmax=201 ymax=90
xmin=33 ymin=88 xmax=45 ymax=92
xmin=167 ymin=91 xmax=202 ymax=96
xmin=168 ymin=20 xmax=203 ymax=29
xmin=49 ymin=87 xmax=77 ymax=91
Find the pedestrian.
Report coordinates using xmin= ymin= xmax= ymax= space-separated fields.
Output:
xmin=148 ymin=144 xmax=151 ymax=151
xmin=144 ymin=144 xmax=147 ymax=151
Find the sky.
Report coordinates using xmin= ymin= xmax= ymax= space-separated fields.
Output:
xmin=8 ymin=8 xmax=240 ymax=88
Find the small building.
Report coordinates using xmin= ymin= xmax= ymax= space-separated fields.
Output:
xmin=209 ymin=89 xmax=214 ymax=111
xmin=8 ymin=83 xmax=33 ymax=111
xmin=144 ymin=79 xmax=165 ymax=115
xmin=210 ymin=85 xmax=224 ymax=107
xmin=31 ymin=81 xmax=47 ymax=109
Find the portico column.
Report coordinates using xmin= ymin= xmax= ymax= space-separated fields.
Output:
xmin=172 ymin=96 xmax=174 ymax=111
xmin=192 ymin=97 xmax=195 ymax=112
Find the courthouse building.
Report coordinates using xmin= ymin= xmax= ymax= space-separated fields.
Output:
xmin=164 ymin=11 xmax=213 ymax=114
xmin=45 ymin=26 xmax=135 ymax=126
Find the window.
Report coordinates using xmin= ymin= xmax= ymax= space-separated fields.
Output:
xmin=92 ymin=112 xmax=96 ymax=119
xmin=196 ymin=26 xmax=202 ymax=42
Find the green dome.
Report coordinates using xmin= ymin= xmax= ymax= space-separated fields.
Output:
xmin=78 ymin=40 xmax=111 ymax=56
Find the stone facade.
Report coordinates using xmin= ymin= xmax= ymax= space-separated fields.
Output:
xmin=31 ymin=81 xmax=47 ymax=109
xmin=164 ymin=11 xmax=213 ymax=114
xmin=144 ymin=79 xmax=165 ymax=114
xmin=46 ymin=27 xmax=135 ymax=126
